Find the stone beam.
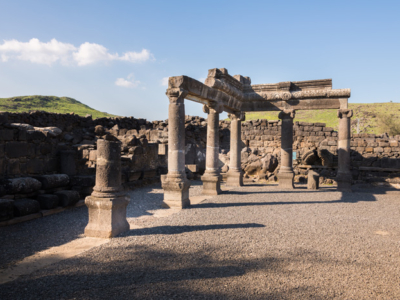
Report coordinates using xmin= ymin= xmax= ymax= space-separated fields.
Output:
xmin=241 ymin=98 xmax=348 ymax=112
xmin=167 ymin=69 xmax=351 ymax=113
xmin=167 ymin=76 xmax=242 ymax=112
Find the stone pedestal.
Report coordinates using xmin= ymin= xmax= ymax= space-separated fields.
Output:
xmin=85 ymin=139 xmax=129 ymax=238
xmin=162 ymin=89 xmax=191 ymax=208
xmin=307 ymin=170 xmax=319 ymax=190
xmin=336 ymin=109 xmax=353 ymax=192
xmin=202 ymin=104 xmax=223 ymax=195
xmin=277 ymin=109 xmax=295 ymax=189
xmin=226 ymin=112 xmax=244 ymax=187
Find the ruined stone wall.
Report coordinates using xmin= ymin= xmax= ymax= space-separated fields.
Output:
xmin=219 ymin=119 xmax=400 ymax=186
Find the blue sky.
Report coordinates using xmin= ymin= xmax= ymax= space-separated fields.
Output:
xmin=0 ymin=0 xmax=399 ymax=120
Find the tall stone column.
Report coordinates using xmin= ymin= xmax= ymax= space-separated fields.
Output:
xmin=202 ymin=103 xmax=223 ymax=195
xmin=277 ymin=109 xmax=295 ymax=188
xmin=161 ymin=89 xmax=190 ymax=208
xmin=336 ymin=109 xmax=353 ymax=192
xmin=226 ymin=112 xmax=244 ymax=187
xmin=85 ymin=139 xmax=129 ymax=238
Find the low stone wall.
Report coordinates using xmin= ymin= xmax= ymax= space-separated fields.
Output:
xmin=1 ymin=110 xmax=400 ymax=224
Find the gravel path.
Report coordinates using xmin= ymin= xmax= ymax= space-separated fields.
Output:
xmin=0 ymin=182 xmax=400 ymax=299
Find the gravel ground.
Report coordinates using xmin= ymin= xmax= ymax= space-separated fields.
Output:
xmin=1 ymin=182 xmax=400 ymax=299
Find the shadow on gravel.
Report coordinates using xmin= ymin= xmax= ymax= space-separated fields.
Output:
xmin=194 ymin=192 xmax=377 ymax=209
xmin=122 ymin=223 xmax=265 ymax=237
xmin=0 ymin=246 xmax=347 ymax=300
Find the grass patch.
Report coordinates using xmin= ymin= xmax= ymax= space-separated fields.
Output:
xmin=245 ymin=102 xmax=400 ymax=135
xmin=0 ymin=95 xmax=116 ymax=119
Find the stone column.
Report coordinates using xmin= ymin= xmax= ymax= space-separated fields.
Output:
xmin=161 ymin=89 xmax=190 ymax=208
xmin=336 ymin=109 xmax=353 ymax=192
xmin=277 ymin=109 xmax=295 ymax=188
xmin=226 ymin=112 xmax=244 ymax=187
xmin=85 ymin=139 xmax=129 ymax=238
xmin=202 ymin=103 xmax=223 ymax=195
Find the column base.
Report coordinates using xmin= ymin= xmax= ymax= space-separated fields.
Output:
xmin=336 ymin=172 xmax=352 ymax=192
xmin=85 ymin=195 xmax=130 ymax=238
xmin=161 ymin=174 xmax=190 ymax=208
xmin=201 ymin=173 xmax=222 ymax=195
xmin=277 ymin=170 xmax=294 ymax=189
xmin=226 ymin=169 xmax=243 ymax=187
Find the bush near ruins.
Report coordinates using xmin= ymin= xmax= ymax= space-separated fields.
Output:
xmin=376 ymin=113 xmax=400 ymax=136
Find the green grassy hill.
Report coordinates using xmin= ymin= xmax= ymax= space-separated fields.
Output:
xmin=0 ymin=95 xmax=115 ymax=119
xmin=245 ymin=102 xmax=400 ymax=135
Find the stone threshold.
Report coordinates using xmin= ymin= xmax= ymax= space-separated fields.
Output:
xmin=0 ymin=200 xmax=86 ymax=228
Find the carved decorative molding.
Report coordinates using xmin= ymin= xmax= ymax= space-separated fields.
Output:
xmin=166 ymin=88 xmax=188 ymax=104
xmin=203 ymin=103 xmax=223 ymax=114
xmin=278 ymin=109 xmax=296 ymax=120
xmin=337 ymin=109 xmax=353 ymax=119
xmin=228 ymin=111 xmax=245 ymax=121
xmin=166 ymin=68 xmax=351 ymax=112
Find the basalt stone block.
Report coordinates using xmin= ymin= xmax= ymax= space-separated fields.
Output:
xmin=7 ymin=177 xmax=42 ymax=194
xmin=0 ymin=199 xmax=14 ymax=221
xmin=0 ymin=129 xmax=14 ymax=141
xmin=34 ymin=174 xmax=69 ymax=189
xmin=37 ymin=194 xmax=59 ymax=210
xmin=70 ymin=175 xmax=96 ymax=187
xmin=13 ymin=199 xmax=40 ymax=217
xmin=5 ymin=142 xmax=30 ymax=158
xmin=54 ymin=190 xmax=80 ymax=207
xmin=307 ymin=170 xmax=319 ymax=190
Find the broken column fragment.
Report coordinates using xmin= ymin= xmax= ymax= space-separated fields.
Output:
xmin=85 ymin=139 xmax=130 ymax=238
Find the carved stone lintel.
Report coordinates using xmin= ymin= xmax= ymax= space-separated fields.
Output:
xmin=278 ymin=109 xmax=296 ymax=120
xmin=166 ymin=88 xmax=188 ymax=104
xmin=228 ymin=111 xmax=245 ymax=121
xmin=337 ymin=109 xmax=353 ymax=119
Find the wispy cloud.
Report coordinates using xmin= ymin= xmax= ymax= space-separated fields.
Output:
xmin=0 ymin=38 xmax=154 ymax=66
xmin=115 ymin=73 xmax=141 ymax=88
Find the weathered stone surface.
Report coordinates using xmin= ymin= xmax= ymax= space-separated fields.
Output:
xmin=34 ymin=174 xmax=69 ymax=189
xmin=85 ymin=139 xmax=129 ymax=238
xmin=37 ymin=194 xmax=59 ymax=210
xmin=0 ymin=199 xmax=14 ymax=221
xmin=71 ymin=175 xmax=95 ymax=187
xmin=13 ymin=199 xmax=40 ymax=217
xmin=0 ymin=129 xmax=14 ymax=141
xmin=5 ymin=142 xmax=30 ymax=158
xmin=85 ymin=195 xmax=129 ymax=238
xmin=7 ymin=177 xmax=42 ymax=194
xmin=60 ymin=150 xmax=77 ymax=176
xmin=307 ymin=170 xmax=319 ymax=190
xmin=54 ymin=190 xmax=80 ymax=207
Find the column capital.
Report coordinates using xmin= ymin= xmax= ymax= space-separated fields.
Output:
xmin=166 ymin=88 xmax=188 ymax=104
xmin=278 ymin=109 xmax=295 ymax=120
xmin=203 ymin=102 xmax=223 ymax=114
xmin=228 ymin=111 xmax=245 ymax=121
xmin=337 ymin=109 xmax=353 ymax=119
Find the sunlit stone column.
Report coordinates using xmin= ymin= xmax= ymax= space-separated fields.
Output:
xmin=85 ymin=139 xmax=129 ymax=238
xmin=277 ymin=109 xmax=295 ymax=189
xmin=226 ymin=112 xmax=244 ymax=187
xmin=202 ymin=103 xmax=223 ymax=195
xmin=161 ymin=89 xmax=190 ymax=208
xmin=336 ymin=109 xmax=353 ymax=192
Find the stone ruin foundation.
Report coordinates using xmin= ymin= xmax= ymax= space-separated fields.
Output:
xmin=1 ymin=68 xmax=400 ymax=228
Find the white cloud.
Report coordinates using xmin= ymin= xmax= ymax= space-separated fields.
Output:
xmin=198 ymin=77 xmax=206 ymax=82
xmin=115 ymin=73 xmax=141 ymax=88
xmin=161 ymin=77 xmax=169 ymax=86
xmin=0 ymin=38 xmax=154 ymax=66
